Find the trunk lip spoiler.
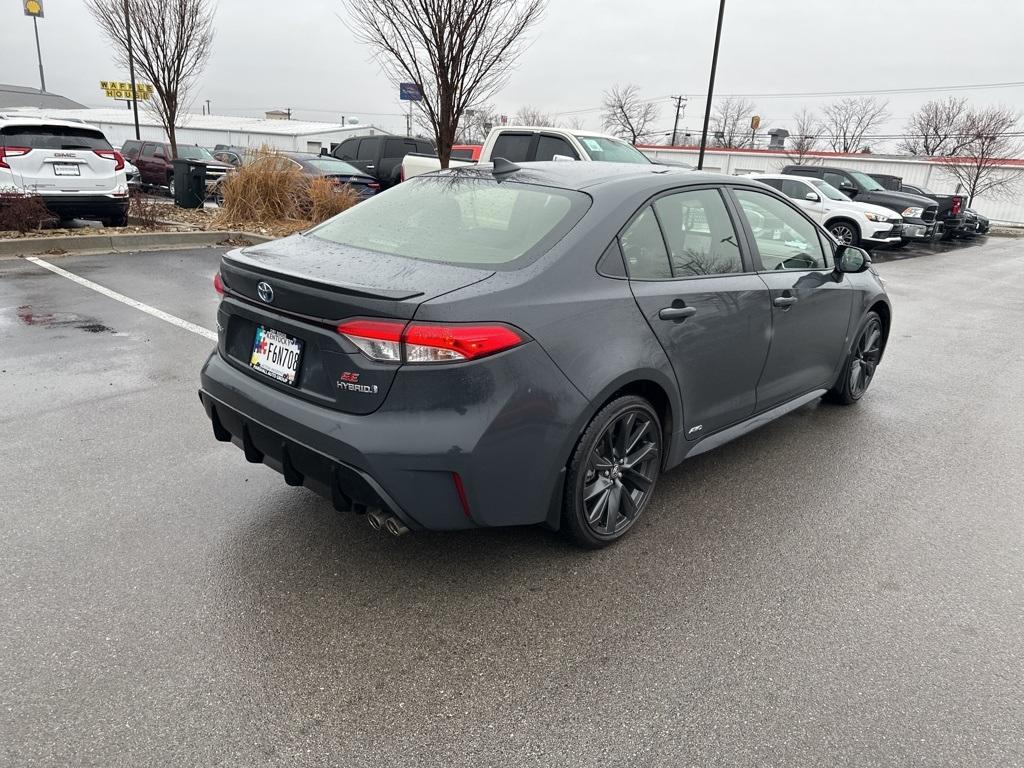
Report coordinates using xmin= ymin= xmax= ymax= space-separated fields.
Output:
xmin=223 ymin=250 xmax=427 ymax=301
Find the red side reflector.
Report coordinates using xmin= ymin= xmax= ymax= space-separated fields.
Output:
xmin=452 ymin=472 xmax=471 ymax=518
xmin=213 ymin=272 xmax=224 ymax=295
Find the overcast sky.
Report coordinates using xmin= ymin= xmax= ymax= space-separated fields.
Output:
xmin=3 ymin=0 xmax=1023 ymax=148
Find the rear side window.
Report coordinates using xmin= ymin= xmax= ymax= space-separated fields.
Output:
xmin=383 ymin=138 xmax=414 ymax=157
xmin=450 ymin=147 xmax=475 ymax=161
xmin=535 ymin=135 xmax=579 ymax=161
xmin=309 ymin=176 xmax=589 ymax=268
xmin=619 ymin=208 xmax=671 ymax=280
xmin=491 ymin=133 xmax=533 ymax=162
xmin=653 ymin=189 xmax=743 ymax=276
xmin=1 ymin=125 xmax=111 ymax=150
xmin=356 ymin=139 xmax=377 ymax=161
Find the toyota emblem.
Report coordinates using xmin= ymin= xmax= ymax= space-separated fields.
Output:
xmin=257 ymin=281 xmax=274 ymax=303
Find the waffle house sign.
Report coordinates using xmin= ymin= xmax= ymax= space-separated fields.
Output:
xmin=100 ymin=81 xmax=153 ymax=101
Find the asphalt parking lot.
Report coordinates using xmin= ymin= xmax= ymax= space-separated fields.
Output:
xmin=1 ymin=235 xmax=1022 ymax=767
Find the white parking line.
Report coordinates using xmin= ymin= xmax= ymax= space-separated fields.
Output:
xmin=24 ymin=256 xmax=218 ymax=341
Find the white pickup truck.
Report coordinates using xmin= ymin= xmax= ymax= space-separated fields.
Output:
xmin=400 ymin=126 xmax=651 ymax=180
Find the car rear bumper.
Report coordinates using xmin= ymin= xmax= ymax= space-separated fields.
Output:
xmin=198 ymin=341 xmax=587 ymax=531
xmin=40 ymin=193 xmax=129 ymax=219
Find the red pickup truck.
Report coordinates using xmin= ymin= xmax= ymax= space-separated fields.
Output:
xmin=120 ymin=140 xmax=232 ymax=197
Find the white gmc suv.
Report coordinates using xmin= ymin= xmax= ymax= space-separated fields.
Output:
xmin=0 ymin=114 xmax=129 ymax=226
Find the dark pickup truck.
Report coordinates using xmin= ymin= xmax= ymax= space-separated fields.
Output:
xmin=783 ymin=164 xmax=939 ymax=246
xmin=869 ymin=174 xmax=967 ymax=239
xmin=331 ymin=134 xmax=435 ymax=189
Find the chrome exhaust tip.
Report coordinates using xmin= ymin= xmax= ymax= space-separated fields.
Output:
xmin=384 ymin=516 xmax=410 ymax=537
xmin=366 ymin=509 xmax=389 ymax=531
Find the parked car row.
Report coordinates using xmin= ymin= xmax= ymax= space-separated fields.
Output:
xmin=869 ymin=173 xmax=988 ymax=237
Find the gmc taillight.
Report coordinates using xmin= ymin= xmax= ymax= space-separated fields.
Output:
xmin=213 ymin=272 xmax=224 ymax=295
xmin=336 ymin=318 xmax=526 ymax=364
xmin=0 ymin=146 xmax=31 ymax=169
xmin=951 ymin=196 xmax=962 ymax=215
xmin=93 ymin=149 xmax=125 ymax=171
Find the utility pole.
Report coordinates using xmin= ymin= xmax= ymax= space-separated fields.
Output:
xmin=124 ymin=0 xmax=140 ymax=139
xmin=697 ymin=0 xmax=727 ymax=170
xmin=32 ymin=17 xmax=46 ymax=92
xmin=670 ymin=95 xmax=687 ymax=146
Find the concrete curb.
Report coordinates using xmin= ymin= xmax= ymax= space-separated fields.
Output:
xmin=0 ymin=230 xmax=272 ymax=258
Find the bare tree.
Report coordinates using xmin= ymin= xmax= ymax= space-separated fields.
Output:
xmin=601 ymin=84 xmax=659 ymax=145
xmin=784 ymin=108 xmax=821 ymax=164
xmin=937 ymin=105 xmax=1024 ymax=205
xmin=899 ymin=96 xmax=973 ymax=156
xmin=563 ymin=115 xmax=587 ymax=131
xmin=87 ymin=0 xmax=214 ymax=160
xmin=344 ymin=0 xmax=545 ymax=170
xmin=819 ymin=96 xmax=889 ymax=153
xmin=457 ymin=104 xmax=499 ymax=143
xmin=709 ymin=96 xmax=757 ymax=148
xmin=513 ymin=105 xmax=556 ymax=127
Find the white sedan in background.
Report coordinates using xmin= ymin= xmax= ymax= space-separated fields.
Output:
xmin=752 ymin=173 xmax=903 ymax=249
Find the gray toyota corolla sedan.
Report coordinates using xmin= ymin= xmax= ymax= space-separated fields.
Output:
xmin=199 ymin=161 xmax=891 ymax=547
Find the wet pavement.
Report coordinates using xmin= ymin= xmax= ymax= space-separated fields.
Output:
xmin=1 ymin=236 xmax=1022 ymax=767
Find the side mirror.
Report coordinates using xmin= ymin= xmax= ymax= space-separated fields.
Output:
xmin=804 ymin=191 xmax=820 ymax=202
xmin=552 ymin=154 xmax=577 ymax=162
xmin=844 ymin=186 xmax=858 ymax=198
xmin=836 ymin=244 xmax=870 ymax=273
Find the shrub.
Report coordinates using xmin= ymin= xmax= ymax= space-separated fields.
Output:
xmin=213 ymin=148 xmax=360 ymax=230
xmin=128 ymin=187 xmax=163 ymax=228
xmin=0 ymin=190 xmax=56 ymax=233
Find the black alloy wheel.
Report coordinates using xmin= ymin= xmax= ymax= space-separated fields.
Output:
xmin=563 ymin=396 xmax=662 ymax=547
xmin=826 ymin=311 xmax=883 ymax=405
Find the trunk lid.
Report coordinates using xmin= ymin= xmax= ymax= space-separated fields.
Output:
xmin=219 ymin=234 xmax=494 ymax=414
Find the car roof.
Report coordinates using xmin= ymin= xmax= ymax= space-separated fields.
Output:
xmin=752 ymin=173 xmax=815 ymax=182
xmin=497 ymin=126 xmax=625 ymax=141
xmin=436 ymin=160 xmax=739 ymax=193
xmin=0 ymin=114 xmax=104 ymax=132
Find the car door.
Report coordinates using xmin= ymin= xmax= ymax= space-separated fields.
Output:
xmin=730 ymin=187 xmax=854 ymax=409
xmin=137 ymin=142 xmax=162 ymax=185
xmin=348 ymin=137 xmax=379 ymax=178
xmin=623 ymin=187 xmax=772 ymax=437
xmin=781 ymin=179 xmax=827 ymax=223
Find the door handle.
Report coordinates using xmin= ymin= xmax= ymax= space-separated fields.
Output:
xmin=658 ymin=306 xmax=697 ymax=320
xmin=773 ymin=296 xmax=798 ymax=308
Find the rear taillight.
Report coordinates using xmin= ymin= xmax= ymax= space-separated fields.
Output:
xmin=213 ymin=272 xmax=224 ymax=295
xmin=0 ymin=146 xmax=31 ymax=169
xmin=369 ymin=181 xmax=381 ymax=190
xmin=951 ymin=196 xmax=962 ymax=215
xmin=336 ymin=318 xmax=525 ymax=364
xmin=93 ymin=148 xmax=125 ymax=171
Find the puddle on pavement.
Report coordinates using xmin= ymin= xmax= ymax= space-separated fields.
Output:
xmin=15 ymin=305 xmax=116 ymax=334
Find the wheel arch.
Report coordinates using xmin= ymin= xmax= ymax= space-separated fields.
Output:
xmin=869 ymin=299 xmax=892 ymax=357
xmin=543 ymin=370 xmax=681 ymax=531
xmin=825 ymin=215 xmax=862 ymax=239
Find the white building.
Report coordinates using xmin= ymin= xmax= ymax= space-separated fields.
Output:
xmin=4 ymin=107 xmax=389 ymax=154
xmin=640 ymin=145 xmax=1024 ymax=226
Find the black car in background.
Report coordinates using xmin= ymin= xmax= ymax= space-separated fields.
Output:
xmin=783 ymin=165 xmax=939 ymax=247
xmin=200 ymin=162 xmax=890 ymax=547
xmin=209 ymin=149 xmax=379 ymax=200
xmin=869 ymin=174 xmax=968 ymax=239
xmin=331 ymin=134 xmax=435 ymax=189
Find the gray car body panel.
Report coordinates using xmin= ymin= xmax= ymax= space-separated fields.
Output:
xmin=200 ymin=163 xmax=891 ymax=531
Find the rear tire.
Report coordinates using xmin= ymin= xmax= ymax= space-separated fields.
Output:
xmin=825 ymin=311 xmax=883 ymax=405
xmin=104 ymin=212 xmax=129 ymax=227
xmin=562 ymin=395 xmax=662 ymax=548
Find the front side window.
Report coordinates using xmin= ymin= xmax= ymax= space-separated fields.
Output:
xmin=310 ymin=175 xmax=588 ymax=268
xmin=535 ymin=135 xmax=579 ymax=161
xmin=336 ymin=139 xmax=359 ymax=160
xmin=849 ymin=170 xmax=885 ymax=191
xmin=823 ymin=171 xmax=855 ymax=191
xmin=653 ymin=188 xmax=743 ymax=276
xmin=781 ymin=179 xmax=815 ymax=200
xmin=141 ymin=143 xmax=160 ymax=158
xmin=176 ymin=145 xmax=215 ymax=161
xmin=734 ymin=189 xmax=828 ymax=271
xmin=356 ymin=139 xmax=377 ymax=161
xmin=619 ymin=207 xmax=671 ymax=280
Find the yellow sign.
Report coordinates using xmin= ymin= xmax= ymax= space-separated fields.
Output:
xmin=100 ymin=81 xmax=153 ymax=101
xmin=24 ymin=0 xmax=44 ymax=18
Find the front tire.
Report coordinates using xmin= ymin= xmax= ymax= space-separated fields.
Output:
xmin=825 ymin=311 xmax=883 ymax=405
xmin=827 ymin=219 xmax=860 ymax=248
xmin=562 ymin=396 xmax=662 ymax=548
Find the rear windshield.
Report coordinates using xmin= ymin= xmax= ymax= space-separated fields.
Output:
xmin=1 ymin=125 xmax=111 ymax=150
xmin=576 ymin=136 xmax=650 ymax=164
xmin=309 ymin=173 xmax=590 ymax=268
xmin=301 ymin=157 xmax=362 ymax=175
xmin=451 ymin=147 xmax=478 ymax=161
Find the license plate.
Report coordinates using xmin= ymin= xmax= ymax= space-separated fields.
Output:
xmin=249 ymin=326 xmax=303 ymax=386
xmin=53 ymin=163 xmax=80 ymax=177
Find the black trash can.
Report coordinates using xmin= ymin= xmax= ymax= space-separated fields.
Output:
xmin=171 ymin=159 xmax=207 ymax=209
